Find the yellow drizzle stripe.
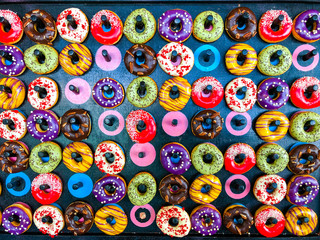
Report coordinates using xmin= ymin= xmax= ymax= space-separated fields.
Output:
xmin=63 ymin=142 xmax=93 ymax=173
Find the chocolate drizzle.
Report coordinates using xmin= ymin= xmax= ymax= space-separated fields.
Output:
xmin=159 ymin=174 xmax=189 ymax=204
xmin=0 ymin=141 xmax=29 ymax=173
xmin=223 ymin=205 xmax=254 ymax=235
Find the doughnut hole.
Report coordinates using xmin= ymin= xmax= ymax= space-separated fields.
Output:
xmin=36 ymin=118 xmax=49 ymax=132
xmin=8 ymin=214 xmax=20 ymax=227
xmin=202 ymin=216 xmax=212 ymax=226
xmin=233 ymin=214 xmax=244 ymax=225
xmin=104 ymin=183 xmax=116 ymax=195
xmin=106 ymin=216 xmax=116 ymax=225
xmin=234 ymin=153 xmax=246 ymax=164
xmin=69 ymin=117 xmax=80 ymax=131
xmin=170 ymin=184 xmax=180 ymax=193
xmin=202 ymin=153 xmax=213 ymax=164
xmin=230 ymin=179 xmax=245 ymax=193
xmin=297 ymin=183 xmax=312 ymax=196
xmin=138 ymin=184 xmax=147 ymax=194
xmin=268 ymin=87 xmax=281 ymax=100
xmin=1 ymin=56 xmax=12 ymax=66
xmin=236 ymin=87 xmax=247 ymax=100
xmin=266 ymin=217 xmax=278 ymax=227
xmin=105 ymin=152 xmax=115 ymax=163
xmin=303 ymin=120 xmax=315 ymax=132
xmin=266 ymin=182 xmax=277 ymax=193
xmin=169 ymin=217 xmax=179 ymax=227
xmin=170 ymin=18 xmax=182 ymax=32
xmin=33 ymin=21 xmax=46 ymax=33
xmin=3 ymin=119 xmax=15 ymax=131
xmin=4 ymin=150 xmax=17 ymax=162
xmin=73 ymin=213 xmax=84 ymax=223
xmin=135 ymin=208 xmax=150 ymax=223
xmin=268 ymin=120 xmax=280 ymax=132
xmin=299 ymin=153 xmax=316 ymax=165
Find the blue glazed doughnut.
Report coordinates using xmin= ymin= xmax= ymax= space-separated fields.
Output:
xmin=194 ymin=45 xmax=220 ymax=72
xmin=5 ymin=172 xmax=31 ymax=197
xmin=68 ymin=173 xmax=93 ymax=198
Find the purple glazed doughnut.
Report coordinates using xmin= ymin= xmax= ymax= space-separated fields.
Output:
xmin=92 ymin=174 xmax=126 ymax=204
xmin=286 ymin=175 xmax=319 ymax=206
xmin=293 ymin=10 xmax=320 ymax=43
xmin=92 ymin=77 xmax=125 ymax=108
xmin=190 ymin=204 xmax=222 ymax=236
xmin=0 ymin=45 xmax=26 ymax=76
xmin=26 ymin=110 xmax=60 ymax=142
xmin=257 ymin=78 xmax=290 ymax=110
xmin=158 ymin=9 xmax=193 ymax=42
xmin=160 ymin=142 xmax=191 ymax=175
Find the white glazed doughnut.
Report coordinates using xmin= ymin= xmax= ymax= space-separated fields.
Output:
xmin=0 ymin=110 xmax=27 ymax=140
xmin=157 ymin=42 xmax=194 ymax=77
xmin=56 ymin=8 xmax=89 ymax=43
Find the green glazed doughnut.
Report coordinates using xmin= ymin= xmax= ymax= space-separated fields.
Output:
xmin=126 ymin=76 xmax=158 ymax=108
xmin=123 ymin=8 xmax=156 ymax=44
xmin=257 ymin=45 xmax=292 ymax=76
xmin=256 ymin=143 xmax=289 ymax=174
xmin=127 ymin=172 xmax=156 ymax=206
xmin=191 ymin=142 xmax=224 ymax=174
xmin=289 ymin=111 xmax=320 ymax=142
xmin=29 ymin=141 xmax=62 ymax=173
xmin=24 ymin=44 xmax=59 ymax=74
xmin=193 ymin=11 xmax=223 ymax=42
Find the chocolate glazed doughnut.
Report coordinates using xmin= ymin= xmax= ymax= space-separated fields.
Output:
xmin=60 ymin=109 xmax=91 ymax=141
xmin=65 ymin=201 xmax=94 ymax=236
xmin=223 ymin=205 xmax=254 ymax=235
xmin=225 ymin=7 xmax=257 ymax=41
xmin=289 ymin=144 xmax=320 ymax=175
xmin=159 ymin=174 xmax=189 ymax=204
xmin=22 ymin=9 xmax=57 ymax=45
xmin=191 ymin=110 xmax=223 ymax=140
xmin=124 ymin=44 xmax=157 ymax=76
xmin=0 ymin=141 xmax=29 ymax=173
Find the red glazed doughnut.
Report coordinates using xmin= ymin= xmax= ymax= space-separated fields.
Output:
xmin=191 ymin=76 xmax=224 ymax=109
xmin=0 ymin=10 xmax=23 ymax=44
xmin=290 ymin=76 xmax=320 ymax=109
xmin=31 ymin=173 xmax=62 ymax=205
xmin=259 ymin=10 xmax=292 ymax=43
xmin=224 ymin=143 xmax=256 ymax=174
xmin=126 ymin=109 xmax=156 ymax=143
xmin=91 ymin=10 xmax=123 ymax=45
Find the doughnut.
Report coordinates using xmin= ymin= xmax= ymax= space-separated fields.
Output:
xmin=2 ymin=202 xmax=32 ymax=235
xmin=253 ymin=174 xmax=287 ymax=205
xmin=0 ymin=45 xmax=26 ymax=76
xmin=92 ymin=77 xmax=124 ymax=108
xmin=124 ymin=44 xmax=157 ymax=76
xmin=156 ymin=205 xmax=191 ymax=237
xmin=67 ymin=173 xmax=93 ymax=198
xmin=289 ymin=111 xmax=320 ymax=142
xmin=225 ymin=174 xmax=250 ymax=199
xmin=130 ymin=204 xmax=155 ymax=228
xmin=27 ymin=77 xmax=58 ymax=110
xmin=0 ymin=10 xmax=23 ymax=44
xmin=292 ymin=44 xmax=319 ymax=71
xmin=254 ymin=205 xmax=285 ymax=238
xmin=259 ymin=10 xmax=293 ymax=43
xmin=189 ymin=174 xmax=222 ymax=204
xmin=98 ymin=110 xmax=124 ymax=136
xmin=94 ymin=141 xmax=125 ymax=174
xmin=31 ymin=173 xmax=62 ymax=204
xmin=33 ymin=205 xmax=64 ymax=237
xmin=224 ymin=143 xmax=256 ymax=174
xmin=225 ymin=7 xmax=257 ymax=41
xmin=56 ymin=8 xmax=89 ymax=43
xmin=93 ymin=174 xmax=126 ymax=204
xmin=257 ymin=77 xmax=289 ymax=110
xmin=59 ymin=43 xmax=92 ymax=76
xmin=256 ymin=143 xmax=289 ymax=174
xmin=95 ymin=204 xmax=128 ymax=235
xmin=65 ymin=78 xmax=91 ymax=105
xmin=126 ymin=76 xmax=157 ymax=108
xmin=0 ymin=141 xmax=29 ymax=173
xmin=191 ymin=76 xmax=224 ymax=109
xmin=257 ymin=45 xmax=292 ymax=76
xmin=223 ymin=204 xmax=253 ymax=235
xmin=95 ymin=45 xmax=121 ymax=72
xmin=225 ymin=77 xmax=257 ymax=112
xmin=91 ymin=10 xmax=123 ymax=45
xmin=29 ymin=141 xmax=62 ymax=174
xmin=288 ymin=143 xmax=320 ymax=174
xmin=225 ymin=43 xmax=257 ymax=75
xmin=128 ymin=172 xmax=156 ymax=206
xmin=161 ymin=111 xmax=188 ymax=137
xmin=191 ymin=110 xmax=223 ymax=140
xmin=158 ymin=9 xmax=193 ymax=42
xmin=157 ymin=42 xmax=194 ymax=77
xmin=225 ymin=111 xmax=252 ymax=136
xmin=160 ymin=142 xmax=191 ymax=175
xmin=65 ymin=201 xmax=94 ymax=236
xmin=22 ymin=9 xmax=57 ymax=45
xmin=193 ymin=11 xmax=223 ymax=42
xmin=60 ymin=109 xmax=91 ymax=141
xmin=129 ymin=142 xmax=156 ymax=167
xmin=255 ymin=111 xmax=289 ymax=142
xmin=159 ymin=174 xmax=188 ymax=205
xmin=191 ymin=142 xmax=224 ymax=175
xmin=290 ymin=76 xmax=320 ymax=109
xmin=63 ymin=142 xmax=93 ymax=173
xmin=0 ymin=77 xmax=25 ymax=110
xmin=123 ymin=8 xmax=156 ymax=44
xmin=126 ymin=109 xmax=156 ymax=143
xmin=194 ymin=45 xmax=221 ymax=72
xmin=5 ymin=172 xmax=31 ymax=197
xmin=27 ymin=109 xmax=60 ymax=142
xmin=292 ymin=10 xmax=320 ymax=43
xmin=285 ymin=206 xmax=318 ymax=236
xmin=0 ymin=110 xmax=27 ymax=140
xmin=287 ymin=175 xmax=319 ymax=206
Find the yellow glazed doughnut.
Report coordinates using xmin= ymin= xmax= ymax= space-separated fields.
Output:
xmin=63 ymin=142 xmax=93 ymax=173
xmin=255 ymin=111 xmax=289 ymax=142
xmin=0 ymin=77 xmax=26 ymax=109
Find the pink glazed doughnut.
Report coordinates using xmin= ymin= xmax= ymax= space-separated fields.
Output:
xmin=98 ymin=110 xmax=124 ymax=136
xmin=161 ymin=111 xmax=188 ymax=137
xmin=129 ymin=142 xmax=156 ymax=167
xmin=225 ymin=174 xmax=251 ymax=199
xmin=130 ymin=204 xmax=155 ymax=227
xmin=95 ymin=45 xmax=122 ymax=72
xmin=292 ymin=44 xmax=319 ymax=72
xmin=65 ymin=78 xmax=91 ymax=105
